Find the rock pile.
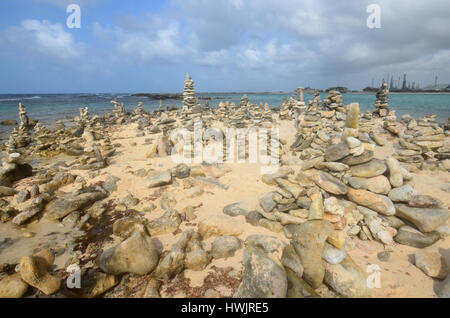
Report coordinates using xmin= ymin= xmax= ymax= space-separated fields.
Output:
xmin=373 ymin=82 xmax=390 ymax=117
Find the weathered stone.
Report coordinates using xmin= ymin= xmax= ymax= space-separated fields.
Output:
xmin=308 ymin=171 xmax=348 ymax=195
xmin=20 ymin=250 xmax=60 ymax=295
xmin=234 ymin=246 xmax=287 ymax=298
xmin=259 ymin=192 xmax=277 ymax=212
xmin=347 ymin=187 xmax=395 ymax=216
xmin=414 ymin=250 xmax=448 ymax=279
xmin=147 ymin=209 xmax=181 ymax=236
xmin=281 ymin=244 xmax=304 ymax=278
xmin=0 ymin=186 xmax=17 ymax=197
xmin=275 ymin=178 xmax=305 ymax=199
xmin=223 ymin=202 xmax=248 ymax=217
xmin=349 ymin=159 xmax=387 ymax=178
xmin=172 ymin=164 xmax=190 ymax=179
xmin=113 ymin=217 xmax=146 ymax=239
xmin=145 ymin=170 xmax=172 ymax=188
xmin=286 ymin=268 xmax=320 ymax=298
xmin=324 ymin=255 xmax=371 ymax=298
xmin=388 ymin=185 xmax=418 ymax=203
xmin=98 ymin=231 xmax=159 ymax=275
xmin=325 ymin=143 xmax=350 ymax=162
xmin=259 ymin=219 xmax=284 ymax=233
xmin=437 ymin=275 xmax=450 ymax=298
xmin=322 ymin=242 xmax=347 ymax=265
xmin=348 ymin=176 xmax=391 ymax=195
xmin=198 ymin=215 xmax=243 ymax=239
xmin=0 ymin=273 xmax=28 ymax=298
xmin=408 ymin=195 xmax=443 ymax=209
xmin=395 ymin=226 xmax=440 ymax=248
xmin=211 ymin=236 xmax=241 ymax=259
xmin=386 ymin=157 xmax=403 ymax=188
xmin=79 ymin=271 xmax=119 ymax=298
xmin=291 ymin=220 xmax=334 ymax=288
xmin=345 ymin=103 xmax=360 ymax=129
xmin=45 ymin=191 xmax=106 ymax=221
xmin=340 ymin=150 xmax=374 ymax=166
xmin=395 ymin=204 xmax=450 ymax=233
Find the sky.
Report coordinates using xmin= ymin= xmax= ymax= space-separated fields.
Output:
xmin=0 ymin=0 xmax=449 ymax=93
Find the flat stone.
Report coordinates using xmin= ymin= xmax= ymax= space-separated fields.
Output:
xmin=223 ymin=202 xmax=248 ymax=217
xmin=394 ymin=226 xmax=440 ymax=248
xmin=395 ymin=204 xmax=450 ymax=233
xmin=349 ymin=159 xmax=387 ymax=178
xmin=340 ymin=150 xmax=374 ymax=166
xmin=145 ymin=170 xmax=172 ymax=188
xmin=211 ymin=236 xmax=242 ymax=259
xmin=347 ymin=187 xmax=395 ymax=216
xmin=0 ymin=273 xmax=28 ymax=298
xmin=322 ymin=242 xmax=347 ymax=265
xmin=414 ymin=250 xmax=448 ymax=279
xmin=260 ymin=192 xmax=277 ymax=212
xmin=308 ymin=171 xmax=348 ymax=195
xmin=325 ymin=143 xmax=350 ymax=162
xmin=388 ymin=185 xmax=418 ymax=203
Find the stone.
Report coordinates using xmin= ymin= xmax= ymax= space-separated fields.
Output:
xmin=185 ymin=233 xmax=209 ymax=271
xmin=340 ymin=150 xmax=374 ymax=166
xmin=377 ymin=230 xmax=394 ymax=245
xmin=143 ymin=279 xmax=161 ymax=298
xmin=395 ymin=226 xmax=440 ymax=248
xmin=98 ymin=231 xmax=160 ymax=275
xmin=325 ymin=143 xmax=350 ymax=162
xmin=286 ymin=268 xmax=320 ymax=298
xmin=0 ymin=163 xmax=33 ymax=187
xmin=324 ymin=197 xmax=344 ymax=216
xmin=172 ymin=164 xmax=190 ymax=179
xmin=308 ymin=171 xmax=348 ymax=195
xmin=348 ymin=176 xmax=391 ymax=195
xmin=386 ymin=157 xmax=403 ymax=188
xmin=147 ymin=209 xmax=181 ymax=236
xmin=246 ymin=210 xmax=263 ymax=226
xmin=0 ymin=186 xmax=17 ymax=197
xmin=437 ymin=275 xmax=450 ymax=298
xmin=327 ymin=230 xmax=346 ymax=249
xmin=259 ymin=219 xmax=284 ymax=233
xmin=0 ymin=273 xmax=28 ymax=298
xmin=234 ymin=246 xmax=287 ymax=298
xmin=388 ymin=185 xmax=418 ymax=203
xmin=45 ymin=191 xmax=106 ymax=221
xmin=291 ymin=220 xmax=334 ymax=288
xmin=275 ymin=178 xmax=305 ymax=199
xmin=349 ymin=159 xmax=387 ymax=178
xmin=198 ymin=215 xmax=243 ymax=239
xmin=79 ymin=271 xmax=119 ymax=298
xmin=395 ymin=204 xmax=450 ymax=233
xmin=414 ymin=250 xmax=448 ymax=279
xmin=308 ymin=191 xmax=324 ymax=220
xmin=377 ymin=251 xmax=391 ymax=262
xmin=322 ymin=242 xmax=347 ymax=265
xmin=345 ymin=137 xmax=361 ymax=149
xmin=145 ymin=170 xmax=172 ymax=188
xmin=223 ymin=202 xmax=248 ymax=217
xmin=408 ymin=195 xmax=443 ymax=209
xmin=113 ymin=217 xmax=146 ymax=239
xmin=259 ymin=192 xmax=277 ymax=212
xmin=211 ymin=236 xmax=241 ymax=259
xmin=347 ymin=187 xmax=395 ymax=216
xmin=103 ymin=175 xmax=120 ymax=193
xmin=281 ymin=244 xmax=304 ymax=278
xmin=20 ymin=250 xmax=61 ymax=295
xmin=324 ymin=255 xmax=371 ymax=298
xmin=345 ymin=103 xmax=360 ymax=129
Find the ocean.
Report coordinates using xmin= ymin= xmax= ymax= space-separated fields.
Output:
xmin=0 ymin=92 xmax=449 ymax=142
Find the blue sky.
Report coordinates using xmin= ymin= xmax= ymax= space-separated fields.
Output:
xmin=0 ymin=0 xmax=449 ymax=93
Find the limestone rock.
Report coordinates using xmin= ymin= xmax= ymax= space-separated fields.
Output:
xmin=395 ymin=204 xmax=450 ymax=233
xmin=414 ymin=250 xmax=448 ymax=279
xmin=0 ymin=273 xmax=28 ymax=298
xmin=20 ymin=250 xmax=61 ymax=295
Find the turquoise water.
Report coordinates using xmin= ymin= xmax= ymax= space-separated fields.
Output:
xmin=0 ymin=92 xmax=449 ymax=141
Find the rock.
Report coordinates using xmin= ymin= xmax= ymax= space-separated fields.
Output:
xmin=45 ymin=191 xmax=106 ymax=221
xmin=145 ymin=170 xmax=172 ymax=188
xmin=198 ymin=215 xmax=243 ymax=239
xmin=185 ymin=232 xmax=210 ymax=271
xmin=377 ymin=230 xmax=394 ymax=245
xmin=308 ymin=191 xmax=324 ymax=220
xmin=286 ymin=268 xmax=319 ymax=298
xmin=291 ymin=220 xmax=334 ymax=288
xmin=408 ymin=195 xmax=443 ymax=209
xmin=308 ymin=171 xmax=348 ymax=195
xmin=147 ymin=209 xmax=181 ymax=236
xmin=322 ymin=242 xmax=347 ymax=265
xmin=281 ymin=244 xmax=304 ymax=278
xmin=340 ymin=150 xmax=374 ymax=166
xmin=395 ymin=226 xmax=440 ymax=248
xmin=348 ymin=176 xmax=391 ymax=195
xmin=103 ymin=175 xmax=120 ymax=193
xmin=0 ymin=186 xmax=17 ymax=197
xmin=327 ymin=230 xmax=346 ymax=249
xmin=345 ymin=137 xmax=361 ymax=149
xmin=274 ymin=211 xmax=305 ymax=225
xmin=246 ymin=210 xmax=262 ymax=226
xmin=437 ymin=275 xmax=450 ymax=298
xmin=0 ymin=273 xmax=28 ymax=298
xmin=1 ymin=119 xmax=17 ymax=126
xmin=414 ymin=250 xmax=448 ymax=279
xmin=98 ymin=231 xmax=160 ymax=275
xmin=113 ymin=217 xmax=146 ymax=239
xmin=325 ymin=143 xmax=350 ymax=162
xmin=259 ymin=219 xmax=284 ymax=233
xmin=154 ymin=230 xmax=191 ymax=280
xmin=12 ymin=197 xmax=45 ymax=225
xmin=386 ymin=157 xmax=403 ymax=188
xmin=62 ymin=211 xmax=80 ymax=228
xmin=275 ymin=178 xmax=305 ymax=199
xmin=388 ymin=185 xmax=418 ymax=203
xmin=245 ymin=235 xmax=286 ymax=257
xmin=345 ymin=103 xmax=359 ymax=129
xmin=349 ymin=159 xmax=387 ymax=178
xmin=172 ymin=164 xmax=190 ymax=179
xmin=377 ymin=251 xmax=391 ymax=262
xmin=234 ymin=246 xmax=287 ymax=298
xmin=211 ymin=236 xmax=241 ymax=259
xmin=79 ymin=271 xmax=119 ymax=298
xmin=20 ymin=250 xmax=61 ymax=295
xmin=395 ymin=204 xmax=450 ymax=233
xmin=16 ymin=190 xmax=30 ymax=204
xmin=324 ymin=197 xmax=344 ymax=216
xmin=347 ymin=187 xmax=395 ymax=216
xmin=324 ymin=255 xmax=371 ymax=298
xmin=259 ymin=192 xmax=277 ymax=212
xmin=223 ymin=203 xmax=248 ymax=217
xmin=0 ymin=163 xmax=33 ymax=187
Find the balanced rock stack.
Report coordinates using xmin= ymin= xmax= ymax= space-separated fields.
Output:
xmin=373 ymin=82 xmax=390 ymax=117
xmin=395 ymin=115 xmax=449 ymax=171
xmin=182 ymin=73 xmax=201 ymax=111
xmin=239 ymin=94 xmax=249 ymax=108
xmin=322 ymin=91 xmax=344 ymax=113
xmin=111 ymin=100 xmax=126 ymax=123
xmin=16 ymin=103 xmax=32 ymax=148
xmin=279 ymin=97 xmax=292 ymax=120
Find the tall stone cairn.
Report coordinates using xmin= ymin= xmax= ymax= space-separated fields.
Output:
xmin=373 ymin=82 xmax=390 ymax=117
xmin=183 ymin=73 xmax=198 ymax=110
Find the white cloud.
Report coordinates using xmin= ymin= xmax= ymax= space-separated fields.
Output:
xmin=1 ymin=20 xmax=84 ymax=60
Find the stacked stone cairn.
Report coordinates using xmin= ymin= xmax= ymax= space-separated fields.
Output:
xmin=373 ymin=82 xmax=390 ymax=117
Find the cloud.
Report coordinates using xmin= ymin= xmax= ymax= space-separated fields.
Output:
xmin=1 ymin=19 xmax=85 ymax=60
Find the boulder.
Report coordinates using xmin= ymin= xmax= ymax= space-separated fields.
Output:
xmin=325 ymin=143 xmax=350 ymax=162
xmin=347 ymin=187 xmax=395 ymax=216
xmin=349 ymin=159 xmax=387 ymax=178
xmin=394 ymin=226 xmax=440 ymax=248
xmin=98 ymin=231 xmax=160 ymax=275
xmin=414 ymin=250 xmax=448 ymax=279
xmin=211 ymin=236 xmax=241 ymax=259
xmin=45 ymin=191 xmax=106 ymax=221
xmin=0 ymin=273 xmax=28 ymax=298
xmin=395 ymin=204 xmax=450 ymax=233
xmin=20 ymin=250 xmax=61 ymax=295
